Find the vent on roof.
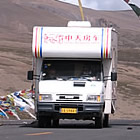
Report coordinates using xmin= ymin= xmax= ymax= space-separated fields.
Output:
xmin=67 ymin=21 xmax=91 ymax=27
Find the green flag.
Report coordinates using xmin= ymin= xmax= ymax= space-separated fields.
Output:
xmin=129 ymin=4 xmax=140 ymax=17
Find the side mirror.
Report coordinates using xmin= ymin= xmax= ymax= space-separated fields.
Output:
xmin=27 ymin=71 xmax=34 ymax=80
xmin=111 ymin=72 xmax=117 ymax=81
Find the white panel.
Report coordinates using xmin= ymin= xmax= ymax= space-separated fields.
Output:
xmin=103 ymin=59 xmax=112 ymax=114
xmin=32 ymin=27 xmax=112 ymax=59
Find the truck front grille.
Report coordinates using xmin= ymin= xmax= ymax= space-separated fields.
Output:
xmin=56 ymin=94 xmax=82 ymax=101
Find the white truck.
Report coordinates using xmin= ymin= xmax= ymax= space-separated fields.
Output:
xmin=28 ymin=21 xmax=118 ymax=128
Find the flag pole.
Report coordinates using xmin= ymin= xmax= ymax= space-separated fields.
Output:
xmin=78 ymin=0 xmax=85 ymax=21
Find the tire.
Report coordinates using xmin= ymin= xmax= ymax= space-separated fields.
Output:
xmin=38 ymin=116 xmax=51 ymax=128
xmin=95 ymin=113 xmax=103 ymax=129
xmin=45 ymin=117 xmax=51 ymax=128
xmin=38 ymin=116 xmax=45 ymax=128
xmin=103 ymin=114 xmax=109 ymax=127
xmin=53 ymin=119 xmax=59 ymax=128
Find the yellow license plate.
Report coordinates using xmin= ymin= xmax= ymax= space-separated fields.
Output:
xmin=60 ymin=108 xmax=77 ymax=114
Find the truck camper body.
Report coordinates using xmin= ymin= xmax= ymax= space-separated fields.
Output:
xmin=28 ymin=21 xmax=118 ymax=128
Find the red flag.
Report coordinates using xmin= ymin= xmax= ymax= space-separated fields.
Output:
xmin=124 ymin=0 xmax=129 ymax=3
xmin=7 ymin=110 xmax=14 ymax=116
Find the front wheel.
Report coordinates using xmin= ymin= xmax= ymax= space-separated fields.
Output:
xmin=103 ymin=114 xmax=109 ymax=127
xmin=38 ymin=116 xmax=51 ymax=128
xmin=53 ymin=119 xmax=59 ymax=128
xmin=95 ymin=113 xmax=103 ymax=128
xmin=38 ymin=116 xmax=45 ymax=128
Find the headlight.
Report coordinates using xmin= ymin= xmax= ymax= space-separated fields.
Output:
xmin=86 ymin=95 xmax=101 ymax=102
xmin=39 ymin=94 xmax=52 ymax=101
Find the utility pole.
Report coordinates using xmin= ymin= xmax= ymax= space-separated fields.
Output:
xmin=78 ymin=0 xmax=85 ymax=21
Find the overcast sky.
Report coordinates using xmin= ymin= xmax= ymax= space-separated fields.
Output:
xmin=58 ymin=0 xmax=140 ymax=11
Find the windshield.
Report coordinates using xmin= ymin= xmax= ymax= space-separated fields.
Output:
xmin=41 ymin=60 xmax=102 ymax=81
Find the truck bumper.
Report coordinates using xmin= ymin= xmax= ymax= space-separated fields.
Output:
xmin=37 ymin=102 xmax=104 ymax=120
